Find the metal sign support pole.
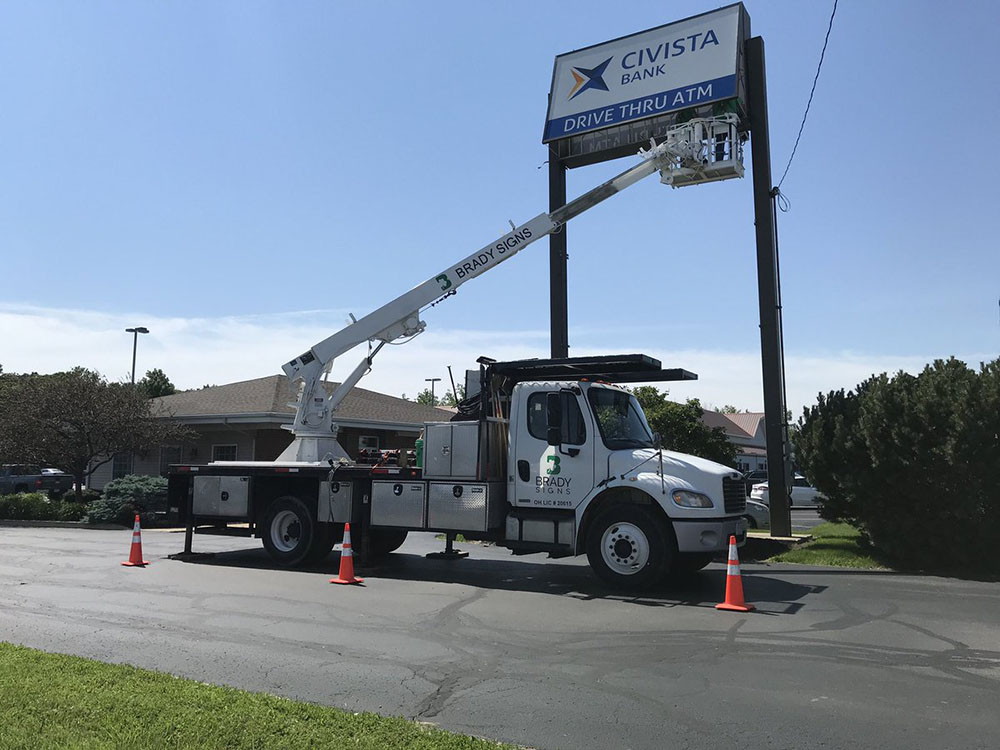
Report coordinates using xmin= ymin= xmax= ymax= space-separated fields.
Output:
xmin=548 ymin=154 xmax=569 ymax=359
xmin=747 ymin=35 xmax=791 ymax=537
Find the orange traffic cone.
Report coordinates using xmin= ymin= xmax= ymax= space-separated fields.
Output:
xmin=715 ymin=534 xmax=754 ymax=612
xmin=121 ymin=514 xmax=149 ymax=567
xmin=330 ymin=522 xmax=363 ymax=585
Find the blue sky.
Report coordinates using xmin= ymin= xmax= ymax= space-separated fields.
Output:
xmin=1 ymin=0 xmax=997 ymax=412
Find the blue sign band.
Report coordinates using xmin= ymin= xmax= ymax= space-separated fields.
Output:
xmin=544 ymin=74 xmax=736 ymax=142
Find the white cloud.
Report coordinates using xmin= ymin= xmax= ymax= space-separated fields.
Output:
xmin=0 ymin=303 xmax=989 ymax=415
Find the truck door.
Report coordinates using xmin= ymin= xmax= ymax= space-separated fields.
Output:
xmin=513 ymin=388 xmax=594 ymax=510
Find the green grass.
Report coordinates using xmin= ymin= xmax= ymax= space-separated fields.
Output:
xmin=0 ymin=643 xmax=519 ymax=750
xmin=766 ymin=522 xmax=886 ymax=569
xmin=433 ymin=534 xmax=471 ymax=542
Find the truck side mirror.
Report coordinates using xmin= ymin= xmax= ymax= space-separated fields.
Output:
xmin=545 ymin=391 xmax=562 ymax=446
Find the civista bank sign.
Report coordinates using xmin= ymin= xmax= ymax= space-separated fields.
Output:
xmin=543 ymin=4 xmax=746 ymax=142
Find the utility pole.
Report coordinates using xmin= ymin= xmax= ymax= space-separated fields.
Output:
xmin=548 ymin=154 xmax=569 ymax=358
xmin=424 ymin=377 xmax=441 ymax=406
xmin=747 ymin=36 xmax=792 ymax=538
xmin=125 ymin=327 xmax=150 ymax=384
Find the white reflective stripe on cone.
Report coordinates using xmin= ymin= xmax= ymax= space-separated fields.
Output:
xmin=728 ymin=563 xmax=741 ymax=575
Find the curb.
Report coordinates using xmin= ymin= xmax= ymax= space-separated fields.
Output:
xmin=0 ymin=519 xmax=126 ymax=530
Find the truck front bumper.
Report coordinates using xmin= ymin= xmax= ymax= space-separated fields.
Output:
xmin=673 ymin=516 xmax=746 ymax=553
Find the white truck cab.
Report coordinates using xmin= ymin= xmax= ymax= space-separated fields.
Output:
xmin=498 ymin=378 xmax=746 ymax=587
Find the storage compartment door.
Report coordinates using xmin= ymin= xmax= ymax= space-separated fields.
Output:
xmin=192 ymin=476 xmax=220 ymax=515
xmin=319 ymin=480 xmax=353 ymax=523
xmin=371 ymin=481 xmax=426 ymax=528
xmin=216 ymin=476 xmax=250 ymax=517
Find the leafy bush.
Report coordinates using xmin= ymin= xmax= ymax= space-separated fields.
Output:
xmin=795 ymin=357 xmax=1000 ymax=575
xmin=87 ymin=475 xmax=168 ymax=526
xmin=67 ymin=488 xmax=102 ymax=504
xmin=0 ymin=492 xmax=88 ymax=522
xmin=0 ymin=492 xmax=54 ymax=520
xmin=55 ymin=501 xmax=88 ymax=521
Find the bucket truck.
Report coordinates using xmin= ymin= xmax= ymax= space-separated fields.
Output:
xmin=167 ymin=116 xmax=749 ymax=589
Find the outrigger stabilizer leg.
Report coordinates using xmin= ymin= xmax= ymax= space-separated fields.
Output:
xmin=425 ymin=532 xmax=469 ymax=560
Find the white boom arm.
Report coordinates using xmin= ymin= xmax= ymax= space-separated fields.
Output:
xmin=278 ymin=116 xmax=743 ymax=463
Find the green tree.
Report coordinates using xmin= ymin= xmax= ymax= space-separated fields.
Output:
xmin=439 ymin=384 xmax=465 ymax=407
xmin=0 ymin=368 xmax=190 ymax=500
xmin=631 ymin=387 xmax=737 ymax=467
xmin=795 ymin=357 xmax=1000 ymax=573
xmin=137 ymin=368 xmax=176 ymax=398
xmin=715 ymin=404 xmax=739 ymax=414
xmin=415 ymin=388 xmax=436 ymax=406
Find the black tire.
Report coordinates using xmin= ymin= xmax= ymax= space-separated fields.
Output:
xmin=367 ymin=529 xmax=408 ymax=560
xmin=261 ymin=496 xmax=316 ymax=567
xmin=14 ymin=484 xmax=28 ymax=494
xmin=305 ymin=522 xmax=344 ymax=563
xmin=743 ymin=515 xmax=758 ymax=530
xmin=585 ymin=504 xmax=674 ymax=590
xmin=672 ymin=552 xmax=716 ymax=574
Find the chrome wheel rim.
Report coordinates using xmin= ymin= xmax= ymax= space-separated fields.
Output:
xmin=270 ymin=509 xmax=302 ymax=553
xmin=600 ymin=521 xmax=649 ymax=576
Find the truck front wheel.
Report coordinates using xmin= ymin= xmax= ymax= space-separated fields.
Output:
xmin=586 ymin=504 xmax=674 ymax=590
xmin=262 ymin=496 xmax=316 ymax=567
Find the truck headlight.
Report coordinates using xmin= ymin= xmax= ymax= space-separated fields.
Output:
xmin=671 ymin=490 xmax=714 ymax=508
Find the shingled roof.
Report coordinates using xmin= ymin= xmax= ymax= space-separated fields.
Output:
xmin=153 ymin=375 xmax=454 ymax=428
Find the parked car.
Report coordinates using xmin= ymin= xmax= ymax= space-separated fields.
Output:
xmin=743 ymin=498 xmax=770 ymax=530
xmin=741 ymin=469 xmax=768 ymax=497
xmin=0 ymin=465 xmax=46 ymax=495
xmin=0 ymin=465 xmax=73 ymax=496
xmin=40 ymin=468 xmax=74 ymax=496
xmin=750 ymin=475 xmax=824 ymax=507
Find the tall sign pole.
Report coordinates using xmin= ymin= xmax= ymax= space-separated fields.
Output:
xmin=746 ymin=35 xmax=791 ymax=537
xmin=548 ymin=155 xmax=569 ymax=359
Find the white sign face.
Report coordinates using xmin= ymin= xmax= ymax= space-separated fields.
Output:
xmin=543 ymin=4 xmax=743 ymax=142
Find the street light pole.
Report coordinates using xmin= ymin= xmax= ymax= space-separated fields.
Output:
xmin=425 ymin=377 xmax=441 ymax=406
xmin=125 ymin=327 xmax=150 ymax=384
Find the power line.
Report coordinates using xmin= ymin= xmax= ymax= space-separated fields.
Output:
xmin=776 ymin=0 xmax=838 ymax=190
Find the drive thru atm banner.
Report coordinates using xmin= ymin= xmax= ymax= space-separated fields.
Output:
xmin=543 ymin=4 xmax=743 ymax=142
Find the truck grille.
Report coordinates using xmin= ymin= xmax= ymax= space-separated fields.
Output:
xmin=722 ymin=477 xmax=746 ymax=514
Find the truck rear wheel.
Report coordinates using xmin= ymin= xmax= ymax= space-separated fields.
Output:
xmin=262 ymin=496 xmax=316 ymax=567
xmin=586 ymin=504 xmax=674 ymax=590
xmin=305 ymin=522 xmax=344 ymax=563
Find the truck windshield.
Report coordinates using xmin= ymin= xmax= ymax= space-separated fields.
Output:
xmin=586 ymin=387 xmax=655 ymax=450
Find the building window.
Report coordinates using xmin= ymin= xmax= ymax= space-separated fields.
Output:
xmin=212 ymin=444 xmax=238 ymax=462
xmin=159 ymin=446 xmax=183 ymax=476
xmin=359 ymin=435 xmax=379 ymax=451
xmin=112 ymin=453 xmax=134 ymax=480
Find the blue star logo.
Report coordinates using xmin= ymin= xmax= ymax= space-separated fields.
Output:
xmin=568 ymin=56 xmax=613 ymax=100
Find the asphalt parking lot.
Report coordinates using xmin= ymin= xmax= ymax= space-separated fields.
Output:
xmin=1 ymin=526 xmax=998 ymax=750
